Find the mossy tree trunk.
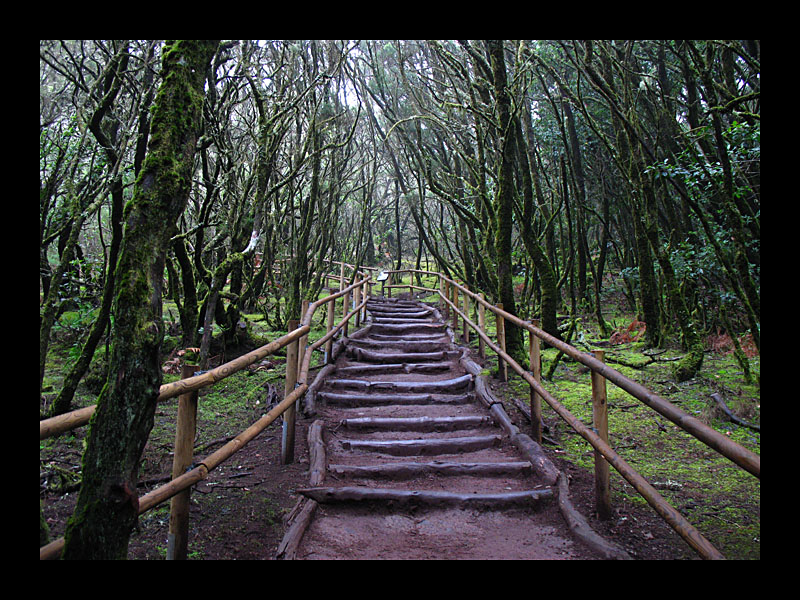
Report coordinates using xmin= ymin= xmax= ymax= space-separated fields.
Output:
xmin=61 ymin=40 xmax=219 ymax=560
xmin=640 ymin=178 xmax=704 ymax=381
xmin=513 ymin=112 xmax=560 ymax=343
xmin=485 ymin=40 xmax=525 ymax=365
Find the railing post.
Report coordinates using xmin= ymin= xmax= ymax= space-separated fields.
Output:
xmin=281 ymin=320 xmax=300 ymax=465
xmin=167 ymin=361 xmax=199 ymax=560
xmin=353 ymin=283 xmax=361 ymax=327
xmin=325 ymin=293 xmax=335 ymax=364
xmin=342 ymin=287 xmax=350 ymax=337
xmin=529 ymin=320 xmax=542 ymax=443
xmin=451 ymin=283 xmax=458 ymax=331
xmin=462 ymin=285 xmax=470 ymax=344
xmin=591 ymin=350 xmax=612 ymax=520
xmin=496 ymin=303 xmax=507 ymax=382
xmin=442 ymin=281 xmax=450 ymax=321
xmin=478 ymin=293 xmax=486 ymax=359
xmin=298 ymin=300 xmax=309 ymax=373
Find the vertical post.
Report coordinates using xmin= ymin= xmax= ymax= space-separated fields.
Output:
xmin=496 ymin=303 xmax=507 ymax=382
xmin=591 ymin=350 xmax=612 ymax=520
xmin=342 ymin=287 xmax=350 ymax=337
xmin=298 ymin=300 xmax=309 ymax=374
xmin=529 ymin=319 xmax=542 ymax=443
xmin=353 ymin=283 xmax=361 ymax=327
xmin=438 ymin=275 xmax=444 ymax=313
xmin=281 ymin=320 xmax=300 ymax=465
xmin=167 ymin=361 xmax=199 ymax=560
xmin=462 ymin=286 xmax=470 ymax=344
xmin=325 ymin=294 xmax=335 ymax=364
xmin=444 ymin=281 xmax=450 ymax=321
xmin=478 ymin=293 xmax=486 ymax=359
xmin=451 ymin=283 xmax=458 ymax=331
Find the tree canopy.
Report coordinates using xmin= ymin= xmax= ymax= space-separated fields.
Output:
xmin=40 ymin=40 xmax=760 ymax=557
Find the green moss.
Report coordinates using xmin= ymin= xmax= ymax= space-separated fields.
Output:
xmin=499 ymin=314 xmax=759 ymax=559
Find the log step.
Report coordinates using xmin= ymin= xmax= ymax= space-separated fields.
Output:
xmin=296 ymin=486 xmax=553 ymax=508
xmin=368 ymin=309 xmax=433 ymax=318
xmin=334 ymin=362 xmax=453 ymax=376
xmin=348 ymin=339 xmax=448 ymax=352
xmin=340 ymin=434 xmax=501 ymax=456
xmin=370 ymin=323 xmax=446 ymax=335
xmin=328 ymin=460 xmax=533 ymax=479
xmin=345 ymin=347 xmax=459 ymax=363
xmin=365 ymin=333 xmax=450 ymax=343
xmin=340 ymin=415 xmax=492 ymax=431
xmin=317 ymin=391 xmax=475 ymax=406
xmin=324 ymin=373 xmax=472 ymax=393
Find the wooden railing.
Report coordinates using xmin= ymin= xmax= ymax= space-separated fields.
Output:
xmin=382 ymin=268 xmax=760 ymax=560
xmin=40 ymin=269 xmax=372 ymax=560
xmin=41 ymin=264 xmax=760 ymax=560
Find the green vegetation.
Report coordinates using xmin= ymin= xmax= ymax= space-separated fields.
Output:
xmin=41 ymin=40 xmax=759 ymax=559
xmin=497 ymin=313 xmax=760 ymax=559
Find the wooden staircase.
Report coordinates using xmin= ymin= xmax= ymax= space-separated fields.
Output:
xmin=284 ymin=295 xmax=606 ymax=559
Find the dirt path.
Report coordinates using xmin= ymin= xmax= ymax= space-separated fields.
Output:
xmin=279 ymin=295 xmax=626 ymax=560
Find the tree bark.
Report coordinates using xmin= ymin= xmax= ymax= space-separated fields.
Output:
xmin=62 ymin=40 xmax=219 ymax=560
xmin=485 ymin=40 xmax=525 ymax=364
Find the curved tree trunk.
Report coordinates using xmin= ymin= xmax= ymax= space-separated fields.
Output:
xmin=62 ymin=40 xmax=219 ymax=560
xmin=486 ymin=40 xmax=525 ymax=364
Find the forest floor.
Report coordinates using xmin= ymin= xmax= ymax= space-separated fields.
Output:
xmin=40 ymin=293 xmax=760 ymax=560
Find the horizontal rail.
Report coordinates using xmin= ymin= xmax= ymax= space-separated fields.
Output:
xmin=438 ymin=289 xmax=724 ymax=559
xmin=40 ymin=381 xmax=309 ymax=560
xmin=40 ymin=274 xmax=373 ymax=440
xmin=299 ymin=296 xmax=369 ymax=384
xmin=41 ymin=268 xmax=374 ymax=559
xmin=407 ymin=269 xmax=759 ymax=480
xmin=386 ymin=267 xmax=760 ymax=559
xmin=39 ymin=325 xmax=310 ymax=440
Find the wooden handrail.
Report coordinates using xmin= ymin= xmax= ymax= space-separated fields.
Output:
xmin=382 ymin=267 xmax=760 ymax=559
xmin=40 ymin=267 xmax=373 ymax=559
xmin=39 ymin=381 xmax=309 ymax=560
xmin=406 ymin=269 xmax=760 ymax=480
xmin=39 ymin=326 xmax=310 ymax=440
xmin=438 ymin=287 xmax=725 ymax=559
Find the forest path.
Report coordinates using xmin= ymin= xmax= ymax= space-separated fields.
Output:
xmin=284 ymin=295 xmax=607 ymax=560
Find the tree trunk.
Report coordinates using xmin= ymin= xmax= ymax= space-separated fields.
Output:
xmin=513 ymin=113 xmax=560 ymax=342
xmin=485 ymin=40 xmax=525 ymax=364
xmin=61 ymin=40 xmax=218 ymax=560
xmin=48 ymin=178 xmax=123 ymax=417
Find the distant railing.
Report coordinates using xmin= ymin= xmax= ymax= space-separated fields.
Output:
xmin=381 ymin=268 xmax=760 ymax=560
xmin=40 ymin=267 xmax=372 ymax=560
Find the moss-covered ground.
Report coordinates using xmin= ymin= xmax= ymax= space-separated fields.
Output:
xmin=464 ymin=310 xmax=759 ymax=559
